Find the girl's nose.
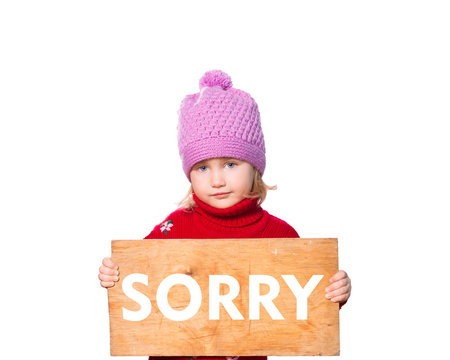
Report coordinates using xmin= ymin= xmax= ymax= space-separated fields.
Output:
xmin=211 ymin=170 xmax=226 ymax=188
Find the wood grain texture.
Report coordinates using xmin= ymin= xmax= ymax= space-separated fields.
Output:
xmin=108 ymin=238 xmax=339 ymax=356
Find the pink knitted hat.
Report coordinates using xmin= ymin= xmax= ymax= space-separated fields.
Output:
xmin=177 ymin=69 xmax=266 ymax=181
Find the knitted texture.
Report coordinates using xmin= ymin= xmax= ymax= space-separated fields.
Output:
xmin=145 ymin=193 xmax=299 ymax=241
xmin=177 ymin=70 xmax=266 ymax=181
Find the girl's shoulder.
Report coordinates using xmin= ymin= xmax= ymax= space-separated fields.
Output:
xmin=143 ymin=207 xmax=194 ymax=239
xmin=264 ymin=211 xmax=301 ymax=238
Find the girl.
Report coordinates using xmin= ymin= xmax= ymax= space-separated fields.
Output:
xmin=98 ymin=69 xmax=351 ymax=360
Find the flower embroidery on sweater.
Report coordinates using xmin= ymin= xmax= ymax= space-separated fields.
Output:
xmin=160 ymin=220 xmax=173 ymax=235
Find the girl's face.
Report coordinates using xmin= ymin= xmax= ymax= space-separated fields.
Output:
xmin=190 ymin=157 xmax=255 ymax=209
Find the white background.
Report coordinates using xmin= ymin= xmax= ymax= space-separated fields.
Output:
xmin=1 ymin=1 xmax=449 ymax=359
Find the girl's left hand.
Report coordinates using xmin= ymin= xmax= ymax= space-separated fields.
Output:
xmin=325 ymin=270 xmax=351 ymax=308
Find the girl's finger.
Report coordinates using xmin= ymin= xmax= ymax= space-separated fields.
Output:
xmin=100 ymin=281 xmax=115 ymax=288
xmin=325 ymin=278 xmax=347 ymax=292
xmin=102 ymin=257 xmax=118 ymax=270
xmin=329 ymin=270 xmax=348 ymax=282
xmin=325 ymin=284 xmax=351 ymax=299
xmin=99 ymin=264 xmax=119 ymax=276
xmin=98 ymin=273 xmax=119 ymax=283
xmin=330 ymin=293 xmax=348 ymax=303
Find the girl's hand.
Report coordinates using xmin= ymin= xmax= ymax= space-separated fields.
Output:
xmin=325 ymin=270 xmax=351 ymax=308
xmin=98 ymin=257 xmax=119 ymax=288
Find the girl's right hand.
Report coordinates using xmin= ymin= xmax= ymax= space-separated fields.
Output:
xmin=98 ymin=257 xmax=119 ymax=288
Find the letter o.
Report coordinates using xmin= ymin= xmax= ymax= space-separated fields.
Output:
xmin=156 ymin=274 xmax=202 ymax=321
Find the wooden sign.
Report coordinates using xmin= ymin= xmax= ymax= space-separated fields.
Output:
xmin=108 ymin=238 xmax=339 ymax=356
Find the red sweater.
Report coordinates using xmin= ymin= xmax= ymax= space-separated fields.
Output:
xmin=145 ymin=193 xmax=300 ymax=240
xmin=143 ymin=194 xmax=296 ymax=360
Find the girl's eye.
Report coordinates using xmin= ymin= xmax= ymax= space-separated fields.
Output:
xmin=226 ymin=162 xmax=236 ymax=168
xmin=198 ymin=165 xmax=207 ymax=171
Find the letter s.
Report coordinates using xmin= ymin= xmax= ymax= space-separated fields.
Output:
xmin=122 ymin=273 xmax=151 ymax=321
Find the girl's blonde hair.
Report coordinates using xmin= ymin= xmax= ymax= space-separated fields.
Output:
xmin=178 ymin=168 xmax=277 ymax=210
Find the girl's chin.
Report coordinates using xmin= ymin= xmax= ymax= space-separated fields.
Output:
xmin=208 ymin=197 xmax=241 ymax=209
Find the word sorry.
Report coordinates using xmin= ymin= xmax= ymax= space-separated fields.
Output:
xmin=122 ymin=273 xmax=323 ymax=322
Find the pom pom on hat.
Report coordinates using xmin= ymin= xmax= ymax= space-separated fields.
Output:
xmin=199 ymin=69 xmax=233 ymax=91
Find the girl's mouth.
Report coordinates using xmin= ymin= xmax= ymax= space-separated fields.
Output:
xmin=212 ymin=192 xmax=230 ymax=198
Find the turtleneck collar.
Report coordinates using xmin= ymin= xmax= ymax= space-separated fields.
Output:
xmin=192 ymin=192 xmax=264 ymax=228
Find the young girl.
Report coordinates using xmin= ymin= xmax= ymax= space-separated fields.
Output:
xmin=98 ymin=69 xmax=351 ymax=360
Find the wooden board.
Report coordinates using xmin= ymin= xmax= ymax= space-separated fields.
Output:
xmin=108 ymin=238 xmax=339 ymax=356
